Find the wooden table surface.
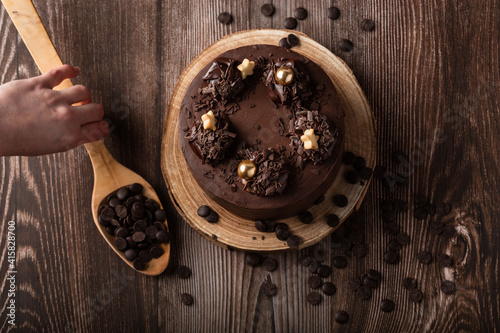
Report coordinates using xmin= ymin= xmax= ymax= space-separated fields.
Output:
xmin=1 ymin=0 xmax=499 ymax=332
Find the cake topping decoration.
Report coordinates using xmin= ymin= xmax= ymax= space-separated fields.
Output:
xmin=238 ymin=160 xmax=257 ymax=180
xmin=301 ymin=128 xmax=319 ymax=149
xmin=237 ymin=58 xmax=255 ymax=79
xmin=201 ymin=111 xmax=217 ymax=131
xmin=275 ymin=65 xmax=295 ymax=86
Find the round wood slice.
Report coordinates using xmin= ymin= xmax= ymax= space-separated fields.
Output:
xmin=161 ymin=29 xmax=376 ymax=252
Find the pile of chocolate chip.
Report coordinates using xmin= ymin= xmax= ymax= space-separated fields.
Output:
xmin=98 ymin=183 xmax=170 ymax=271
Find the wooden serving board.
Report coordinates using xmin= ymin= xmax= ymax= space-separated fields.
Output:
xmin=161 ymin=29 xmax=376 ymax=252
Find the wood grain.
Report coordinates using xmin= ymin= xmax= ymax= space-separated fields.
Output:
xmin=1 ymin=0 xmax=499 ymax=332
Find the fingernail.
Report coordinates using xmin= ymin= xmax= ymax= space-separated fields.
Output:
xmin=73 ymin=66 xmax=81 ymax=72
xmin=101 ymin=119 xmax=109 ymax=130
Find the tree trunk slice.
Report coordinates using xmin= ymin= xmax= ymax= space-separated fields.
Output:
xmin=161 ymin=29 xmax=376 ymax=252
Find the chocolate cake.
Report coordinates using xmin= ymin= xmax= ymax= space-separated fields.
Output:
xmin=179 ymin=42 xmax=345 ymax=219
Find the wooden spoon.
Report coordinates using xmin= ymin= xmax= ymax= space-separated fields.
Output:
xmin=1 ymin=0 xmax=170 ymax=275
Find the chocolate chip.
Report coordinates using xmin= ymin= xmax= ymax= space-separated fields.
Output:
xmin=260 ymin=3 xmax=275 ymax=16
xmin=334 ymin=310 xmax=349 ymax=324
xmin=314 ymin=195 xmax=325 ymax=205
xmin=115 ymin=205 xmax=128 ymax=219
xmin=287 ymin=235 xmax=301 ymax=248
xmin=131 ymin=201 xmax=145 ymax=218
xmin=308 ymin=275 xmax=322 ymax=289
xmin=129 ymin=183 xmax=143 ymax=194
xmin=206 ymin=211 xmax=219 ymax=223
xmin=345 ymin=171 xmax=360 ymax=184
xmin=156 ymin=230 xmax=170 ymax=243
xmin=308 ymin=260 xmax=319 ymax=274
xmin=417 ymin=251 xmax=432 ymax=264
xmin=363 ymin=275 xmax=378 ymax=289
xmin=342 ymin=151 xmax=356 ymax=165
xmin=287 ymin=34 xmax=300 ymax=47
xmin=255 ymin=220 xmax=268 ymax=232
xmin=326 ymin=214 xmax=340 ymax=228
xmin=307 ymin=291 xmax=321 ymax=305
xmin=327 ymin=7 xmax=341 ymax=20
xmin=149 ymin=245 xmax=164 ymax=258
xmin=430 ymin=221 xmax=445 ymax=235
xmin=301 ymin=256 xmax=315 ymax=267
xmin=352 ymin=244 xmax=367 ymax=258
xmin=133 ymin=220 xmax=147 ymax=232
xmin=356 ymin=286 xmax=372 ymax=300
xmin=124 ymin=248 xmax=137 ymax=261
xmin=299 ymin=211 xmax=313 ymax=224
xmin=154 ymin=209 xmax=166 ymax=222
xmin=263 ymin=281 xmax=278 ymax=296
xmin=438 ymin=254 xmax=453 ymax=267
xmin=333 ymin=256 xmax=348 ymax=269
xmin=138 ymin=250 xmax=152 ymax=263
xmin=126 ymin=236 xmax=136 ymax=248
xmin=361 ymin=19 xmax=376 ymax=32
xmin=218 ymin=12 xmax=232 ymax=25
xmin=276 ymin=227 xmax=291 ymax=241
xmin=340 ymin=240 xmax=352 ymax=252
xmin=396 ymin=232 xmax=410 ymax=245
xmin=197 ymin=205 xmax=212 ymax=217
xmin=358 ymin=167 xmax=373 ymax=180
xmin=294 ymin=7 xmax=308 ymax=20
xmin=333 ymin=194 xmax=348 ymax=207
xmin=368 ymin=269 xmax=381 ymax=281
xmin=389 ymin=239 xmax=402 ymax=251
xmin=284 ymin=17 xmax=298 ymax=29
xmin=403 ymin=277 xmax=417 ymax=290
xmin=353 ymin=156 xmax=366 ymax=170
xmin=108 ymin=197 xmax=121 ymax=208
xmin=441 ymin=280 xmax=456 ymax=294
xmin=279 ymin=37 xmax=291 ymax=49
xmin=383 ymin=250 xmax=399 ymax=264
xmin=317 ymin=265 xmax=332 ymax=278
xmin=115 ymin=227 xmax=128 ymax=238
xmin=114 ymin=237 xmax=127 ymax=251
xmin=348 ymin=277 xmax=362 ymax=291
xmin=180 ymin=293 xmax=193 ymax=306
xmin=262 ymin=257 xmax=278 ymax=272
xmin=442 ymin=224 xmax=456 ymax=238
xmin=116 ymin=187 xmax=131 ymax=201
xmin=414 ymin=207 xmax=428 ymax=220
xmin=145 ymin=226 xmax=158 ymax=239
xmin=380 ymin=299 xmax=395 ymax=312
xmin=409 ymin=288 xmax=423 ymax=303
xmin=246 ymin=253 xmax=261 ymax=267
xmin=133 ymin=258 xmax=146 ymax=270
xmin=175 ymin=265 xmax=192 ymax=279
xmin=436 ymin=202 xmax=451 ymax=216
xmin=383 ymin=222 xmax=398 ymax=236
xmin=322 ymin=282 xmax=336 ymax=296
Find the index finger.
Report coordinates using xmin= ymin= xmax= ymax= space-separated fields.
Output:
xmin=37 ymin=64 xmax=80 ymax=89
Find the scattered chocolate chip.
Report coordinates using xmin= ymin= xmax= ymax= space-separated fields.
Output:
xmin=361 ymin=19 xmax=376 ymax=32
xmin=383 ymin=250 xmax=399 ymax=264
xmin=205 ymin=211 xmax=219 ymax=223
xmin=388 ymin=239 xmax=402 ymax=251
xmin=438 ymin=254 xmax=453 ymax=267
xmin=368 ymin=269 xmax=381 ymax=281
xmin=308 ymin=260 xmax=319 ymax=274
xmin=333 ymin=256 xmax=348 ymax=269
xmin=409 ymin=288 xmax=423 ymax=303
xmin=301 ymin=256 xmax=315 ymax=267
xmin=358 ymin=167 xmax=373 ymax=180
xmin=430 ymin=221 xmax=445 ymax=235
xmin=333 ymin=194 xmax=348 ymax=207
xmin=175 ymin=265 xmax=192 ymax=279
xmin=284 ymin=17 xmax=298 ymax=29
xmin=276 ymin=227 xmax=291 ymax=241
xmin=308 ymin=275 xmax=322 ymax=289
xmin=403 ymin=277 xmax=417 ymax=290
xmin=383 ymin=222 xmax=398 ymax=236
xmin=442 ymin=224 xmax=457 ymax=238
xmin=440 ymin=280 xmax=456 ymax=294
xmin=414 ymin=207 xmax=428 ymax=220
xmin=322 ymin=282 xmax=336 ymax=296
xmin=352 ymin=244 xmax=367 ymax=258
xmin=327 ymin=214 xmax=340 ymax=228
xmin=218 ymin=12 xmax=232 ymax=25
xmin=197 ymin=205 xmax=212 ymax=217
xmin=342 ymin=151 xmax=356 ymax=165
xmin=417 ymin=251 xmax=432 ymax=264
xmin=263 ymin=257 xmax=278 ymax=272
xmin=246 ymin=253 xmax=261 ymax=267
xmin=317 ymin=265 xmax=332 ymax=278
xmin=287 ymin=235 xmax=301 ymax=248
xmin=255 ymin=220 xmax=268 ymax=232
xmin=279 ymin=37 xmax=291 ymax=49
xmin=287 ymin=34 xmax=300 ymax=47
xmin=299 ymin=211 xmax=313 ymax=224
xmin=263 ymin=281 xmax=278 ymax=296
xmin=353 ymin=156 xmax=366 ymax=170
xmin=260 ymin=3 xmax=275 ymax=16
xmin=294 ymin=7 xmax=308 ymax=20
xmin=362 ymin=275 xmax=378 ymax=289
xmin=356 ymin=286 xmax=372 ymax=300
xmin=380 ymin=299 xmax=395 ymax=312
xmin=340 ymin=240 xmax=352 ymax=252
xmin=307 ymin=291 xmax=322 ymax=305
xmin=180 ymin=293 xmax=193 ymax=306
xmin=348 ymin=277 xmax=362 ymax=291
xmin=396 ymin=232 xmax=410 ymax=245
xmin=345 ymin=170 xmax=360 ymax=184
xmin=327 ymin=7 xmax=341 ymax=20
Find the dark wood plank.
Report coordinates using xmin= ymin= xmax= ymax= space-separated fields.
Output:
xmin=0 ymin=0 xmax=499 ymax=332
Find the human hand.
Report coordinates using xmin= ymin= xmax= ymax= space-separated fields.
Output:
xmin=0 ymin=64 xmax=109 ymax=156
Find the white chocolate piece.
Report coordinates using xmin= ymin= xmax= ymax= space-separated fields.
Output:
xmin=237 ymin=58 xmax=255 ymax=79
xmin=300 ymin=129 xmax=319 ymax=150
xmin=201 ymin=111 xmax=217 ymax=131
